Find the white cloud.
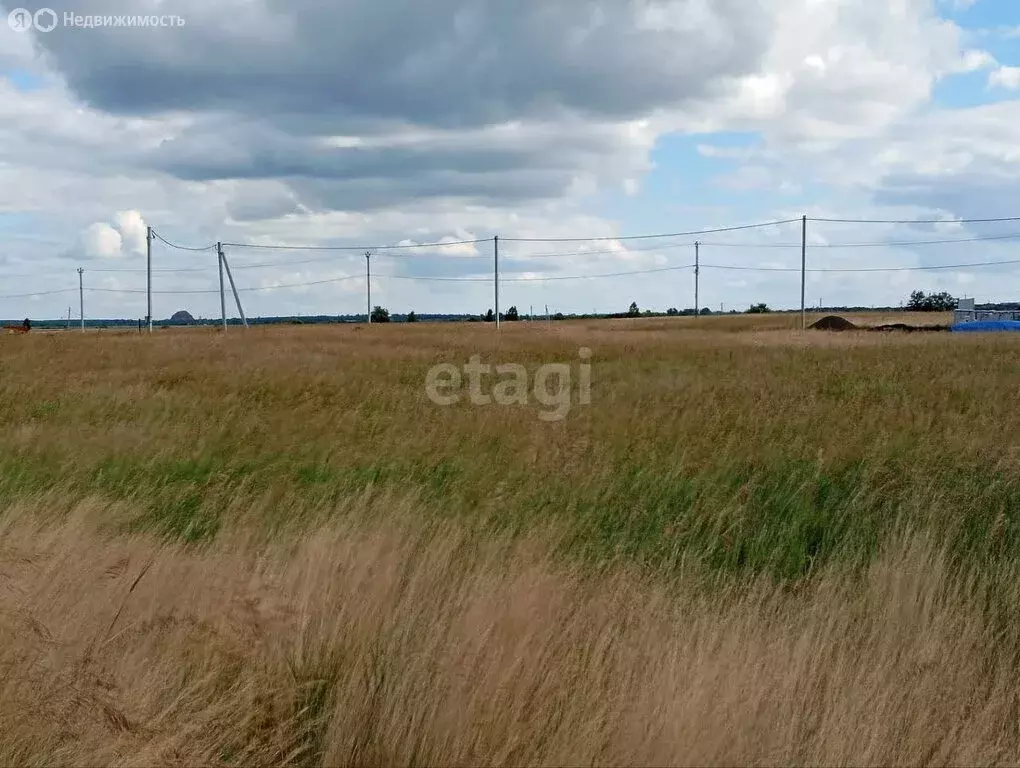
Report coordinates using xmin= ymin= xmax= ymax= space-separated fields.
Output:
xmin=955 ymin=49 xmax=997 ymax=73
xmin=989 ymin=65 xmax=1020 ymax=89
xmin=82 ymin=222 xmax=123 ymax=260
xmin=114 ymin=210 xmax=149 ymax=255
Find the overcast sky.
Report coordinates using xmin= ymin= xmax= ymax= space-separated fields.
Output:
xmin=1 ymin=0 xmax=1019 ymax=320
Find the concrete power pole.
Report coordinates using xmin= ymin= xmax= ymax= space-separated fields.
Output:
xmin=494 ymin=236 xmax=500 ymax=330
xmin=694 ymin=240 xmax=700 ymax=320
xmin=365 ymin=251 xmax=372 ymax=324
xmin=217 ymin=242 xmax=227 ymax=332
xmin=800 ymin=215 xmax=807 ymax=330
xmin=78 ymin=268 xmax=84 ymax=333
xmin=219 ymin=244 xmax=249 ymax=329
xmin=146 ymin=226 xmax=153 ymax=333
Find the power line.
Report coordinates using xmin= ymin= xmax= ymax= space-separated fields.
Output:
xmin=0 ymin=287 xmax=77 ymax=300
xmin=0 ymin=264 xmax=210 ymax=279
xmin=809 ymin=216 xmax=1020 ymax=225
xmin=79 ymin=265 xmax=699 ymax=294
xmin=508 ymin=240 xmax=694 ymax=259
xmin=91 ymin=266 xmax=211 ymax=274
xmin=220 ymin=237 xmax=489 ymax=252
xmin=500 ymin=218 xmax=802 ymax=244
xmin=87 ymin=286 xmax=221 ymax=295
xmin=702 ymin=257 xmax=1020 ymax=273
xmin=383 ymin=266 xmax=698 ymax=283
xmin=150 ymin=230 xmax=218 ymax=252
xmin=226 ymin=249 xmax=483 ymax=271
xmin=701 ymin=232 xmax=1020 ymax=249
xmin=238 ymin=276 xmax=362 ymax=291
xmin=502 ymin=265 xmax=696 ymax=282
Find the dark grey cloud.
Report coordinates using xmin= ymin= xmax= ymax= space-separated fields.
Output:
xmin=3 ymin=0 xmax=775 ymax=212
xmin=151 ymin=119 xmax=625 ymax=181
xmin=146 ymin=116 xmax=642 ymax=210
xmin=287 ymin=170 xmax=574 ymax=213
xmin=874 ymin=173 xmax=1020 ymax=221
xmin=20 ymin=0 xmax=770 ymax=127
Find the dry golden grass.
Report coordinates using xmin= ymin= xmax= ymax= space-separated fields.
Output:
xmin=2 ymin=315 xmax=1020 ymax=765
xmin=4 ymin=501 xmax=1020 ymax=766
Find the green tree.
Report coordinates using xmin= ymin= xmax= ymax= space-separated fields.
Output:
xmin=505 ymin=305 xmax=520 ymax=321
xmin=748 ymin=303 xmax=771 ymax=314
xmin=406 ymin=310 xmax=418 ymax=323
xmin=906 ymin=290 xmax=958 ymax=312
xmin=906 ymin=290 xmax=927 ymax=311
xmin=370 ymin=305 xmax=390 ymax=323
xmin=485 ymin=309 xmax=495 ymax=322
xmin=627 ymin=301 xmax=640 ymax=317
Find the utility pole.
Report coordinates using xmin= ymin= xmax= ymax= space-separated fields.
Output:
xmin=146 ymin=226 xmax=153 ymax=333
xmin=217 ymin=242 xmax=227 ymax=331
xmin=219 ymin=244 xmax=249 ymax=328
xmin=530 ymin=304 xmax=533 ymax=321
xmin=365 ymin=251 xmax=372 ymax=323
xmin=800 ymin=215 xmax=807 ymax=330
xmin=78 ymin=268 xmax=84 ymax=333
xmin=66 ymin=307 xmax=71 ymax=330
xmin=694 ymin=240 xmax=700 ymax=320
xmin=546 ymin=304 xmax=550 ymax=322
xmin=494 ymin=236 xmax=500 ymax=330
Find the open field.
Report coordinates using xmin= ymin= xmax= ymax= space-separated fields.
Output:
xmin=3 ymin=314 xmax=1020 ymax=765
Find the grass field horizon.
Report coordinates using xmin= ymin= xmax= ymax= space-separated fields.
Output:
xmin=4 ymin=313 xmax=1020 ymax=766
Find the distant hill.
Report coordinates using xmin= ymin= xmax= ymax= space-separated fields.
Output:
xmin=170 ymin=310 xmax=195 ymax=324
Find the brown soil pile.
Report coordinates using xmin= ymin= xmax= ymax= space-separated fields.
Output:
xmin=871 ymin=323 xmax=949 ymax=333
xmin=808 ymin=315 xmax=950 ymax=333
xmin=809 ymin=315 xmax=858 ymax=332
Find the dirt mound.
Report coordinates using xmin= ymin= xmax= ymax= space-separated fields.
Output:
xmin=872 ymin=323 xmax=949 ymax=333
xmin=809 ymin=315 xmax=858 ymax=332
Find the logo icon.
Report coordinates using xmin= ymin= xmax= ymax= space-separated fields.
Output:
xmin=34 ymin=8 xmax=57 ymax=32
xmin=7 ymin=8 xmax=33 ymax=31
xmin=7 ymin=7 xmax=57 ymax=32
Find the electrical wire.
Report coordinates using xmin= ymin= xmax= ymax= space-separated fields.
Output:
xmin=87 ymin=287 xmax=221 ymax=295
xmin=505 ymin=240 xmax=694 ymax=259
xmin=0 ymin=288 xmax=78 ymax=300
xmin=363 ymin=266 xmax=698 ymax=283
xmin=238 ymin=276 xmax=362 ymax=291
xmin=500 ymin=218 xmax=802 ymax=244
xmin=702 ymin=258 xmax=1020 ymax=273
xmin=810 ymin=216 xmax=1020 ymax=225
xmin=91 ymin=266 xmax=212 ymax=274
xmin=150 ymin=230 xmax=218 ymax=252
xmin=79 ymin=265 xmax=698 ymax=294
xmin=700 ymin=232 xmax=1020 ymax=249
xmin=220 ymin=237 xmax=489 ymax=252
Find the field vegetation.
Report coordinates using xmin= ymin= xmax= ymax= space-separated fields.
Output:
xmin=4 ymin=314 xmax=1020 ymax=766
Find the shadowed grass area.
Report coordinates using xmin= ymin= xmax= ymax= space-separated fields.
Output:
xmin=2 ymin=318 xmax=1019 ymax=570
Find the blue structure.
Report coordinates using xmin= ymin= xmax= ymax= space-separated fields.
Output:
xmin=951 ymin=320 xmax=1020 ymax=333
